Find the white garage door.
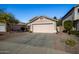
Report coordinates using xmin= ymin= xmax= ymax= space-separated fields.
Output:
xmin=33 ymin=24 xmax=56 ymax=33
xmin=0 ymin=23 xmax=6 ymax=32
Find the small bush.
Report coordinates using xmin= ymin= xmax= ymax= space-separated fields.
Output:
xmin=65 ymin=38 xmax=77 ymax=47
xmin=70 ymin=31 xmax=79 ymax=36
xmin=29 ymin=30 xmax=32 ymax=33
xmin=64 ymin=20 xmax=73 ymax=34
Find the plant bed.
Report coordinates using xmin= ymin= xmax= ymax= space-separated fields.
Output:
xmin=65 ymin=39 xmax=76 ymax=47
xmin=64 ymin=38 xmax=79 ymax=53
xmin=70 ymin=31 xmax=79 ymax=37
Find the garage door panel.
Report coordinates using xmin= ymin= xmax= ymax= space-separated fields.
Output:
xmin=33 ymin=24 xmax=56 ymax=33
xmin=0 ymin=23 xmax=6 ymax=32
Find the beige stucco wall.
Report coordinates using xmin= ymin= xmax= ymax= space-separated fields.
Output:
xmin=31 ymin=18 xmax=56 ymax=24
xmin=74 ymin=7 xmax=79 ymax=20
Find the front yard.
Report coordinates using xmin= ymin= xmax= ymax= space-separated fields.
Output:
xmin=0 ymin=32 xmax=79 ymax=54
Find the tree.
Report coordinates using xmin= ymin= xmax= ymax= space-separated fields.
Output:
xmin=0 ymin=9 xmax=19 ymax=24
xmin=64 ymin=20 xmax=73 ymax=34
xmin=53 ymin=16 xmax=57 ymax=19
xmin=7 ymin=13 xmax=19 ymax=24
xmin=0 ymin=9 xmax=20 ymax=31
xmin=57 ymin=19 xmax=62 ymax=26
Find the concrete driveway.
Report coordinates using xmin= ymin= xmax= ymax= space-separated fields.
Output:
xmin=0 ymin=32 xmax=71 ymax=54
xmin=5 ymin=33 xmax=58 ymax=48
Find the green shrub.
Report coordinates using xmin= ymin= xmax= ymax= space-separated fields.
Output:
xmin=70 ymin=31 xmax=76 ymax=34
xmin=70 ymin=31 xmax=79 ymax=36
xmin=57 ymin=20 xmax=62 ymax=26
xmin=29 ymin=30 xmax=32 ymax=33
xmin=64 ymin=20 xmax=73 ymax=34
xmin=65 ymin=38 xmax=77 ymax=47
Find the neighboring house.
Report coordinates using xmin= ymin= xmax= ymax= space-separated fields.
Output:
xmin=0 ymin=23 xmax=6 ymax=32
xmin=27 ymin=16 xmax=57 ymax=33
xmin=12 ymin=22 xmax=26 ymax=32
xmin=62 ymin=5 xmax=79 ymax=31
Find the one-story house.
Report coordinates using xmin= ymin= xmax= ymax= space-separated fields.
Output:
xmin=27 ymin=16 xmax=57 ymax=33
xmin=62 ymin=5 xmax=79 ymax=31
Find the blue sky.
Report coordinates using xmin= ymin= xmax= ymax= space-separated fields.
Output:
xmin=0 ymin=4 xmax=76 ymax=23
